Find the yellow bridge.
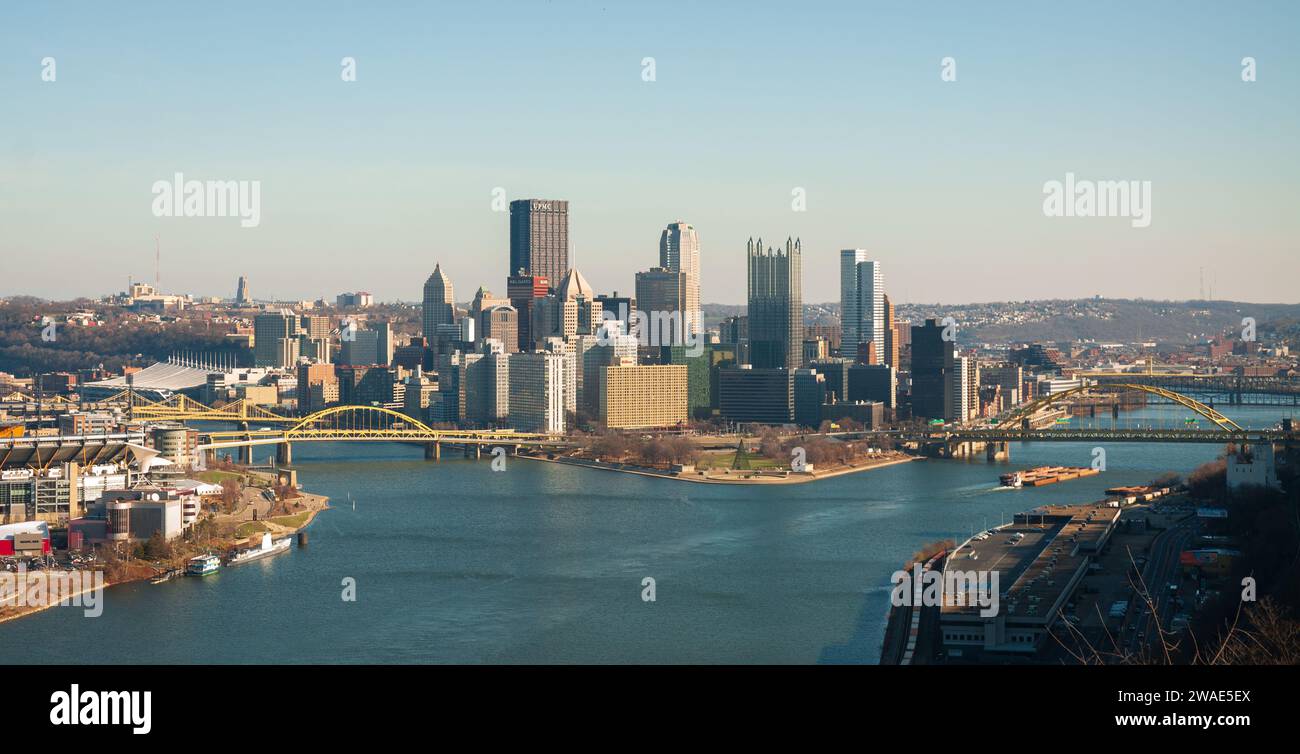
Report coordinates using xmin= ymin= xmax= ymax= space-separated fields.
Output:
xmin=194 ymin=404 xmax=567 ymax=464
xmin=994 ymin=382 xmax=1245 ymax=432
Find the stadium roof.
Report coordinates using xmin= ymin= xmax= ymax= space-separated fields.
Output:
xmin=84 ymin=362 xmax=218 ymax=394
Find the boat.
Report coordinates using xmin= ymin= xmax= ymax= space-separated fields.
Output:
xmin=149 ymin=568 xmax=180 ymax=584
xmin=186 ymin=554 xmax=220 ymax=576
xmin=1001 ymin=466 xmax=1099 ymax=488
xmin=227 ymin=532 xmax=291 ymax=566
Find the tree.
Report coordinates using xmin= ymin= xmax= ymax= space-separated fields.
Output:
xmin=142 ymin=530 xmax=171 ymax=561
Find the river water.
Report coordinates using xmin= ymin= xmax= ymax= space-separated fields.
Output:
xmin=1 ymin=405 xmax=1289 ymax=664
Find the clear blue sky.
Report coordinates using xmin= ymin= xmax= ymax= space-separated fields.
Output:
xmin=2 ymin=1 xmax=1297 ymax=305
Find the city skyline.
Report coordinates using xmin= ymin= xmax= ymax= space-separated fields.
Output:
xmin=4 ymin=2 xmax=1298 ymax=305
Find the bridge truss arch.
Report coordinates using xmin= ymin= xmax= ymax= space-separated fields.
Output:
xmin=995 ymin=382 xmax=1245 ymax=433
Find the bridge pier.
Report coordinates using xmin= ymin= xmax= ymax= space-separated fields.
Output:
xmin=239 ymin=441 xmax=252 ymax=466
xmin=986 ymin=441 xmax=1009 ymax=462
xmin=424 ymin=441 xmax=440 ymax=461
xmin=276 ymin=441 xmax=292 ymax=466
xmin=463 ymin=444 xmax=481 ymax=459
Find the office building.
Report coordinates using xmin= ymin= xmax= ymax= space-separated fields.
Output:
xmin=253 ymin=311 xmax=298 ymax=368
xmin=509 ymin=199 xmax=569 ymax=287
xmin=882 ymin=294 xmax=899 ymax=368
xmin=659 ymin=345 xmax=711 ymax=418
xmin=840 ymin=250 xmax=883 ymax=365
xmin=507 ymin=351 xmax=565 ymax=434
xmin=595 ymin=292 xmax=636 ymax=337
xmin=422 ymin=263 xmax=456 ymax=339
xmin=635 ymin=267 xmax=689 ymax=347
xmin=794 ymin=369 xmax=827 ymax=428
xmin=235 ymin=275 xmax=251 ymax=304
xmin=659 ymin=221 xmax=701 ymax=338
xmin=297 ymin=363 xmax=338 ymax=413
xmin=910 ymin=319 xmax=951 ymax=420
xmin=580 ymin=321 xmax=638 ymax=414
xmin=747 ymin=237 xmax=802 ymax=369
xmin=717 ymin=365 xmax=794 ymax=424
xmin=948 ymin=354 xmax=980 ymax=422
xmin=599 ymin=364 xmax=688 ymax=429
xmin=507 ymin=273 xmax=550 ymax=352
xmin=849 ymin=364 xmax=897 ymax=410
xmin=479 ymin=304 xmax=519 ymax=355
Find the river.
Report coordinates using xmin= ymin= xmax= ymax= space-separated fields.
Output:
xmin=0 ymin=405 xmax=1289 ymax=664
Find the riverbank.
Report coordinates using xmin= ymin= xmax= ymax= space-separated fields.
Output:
xmin=521 ymin=452 xmax=919 ymax=484
xmin=0 ymin=486 xmax=328 ymax=626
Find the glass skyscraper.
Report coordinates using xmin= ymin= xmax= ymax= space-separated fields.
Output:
xmin=747 ymin=237 xmax=802 ymax=370
xmin=840 ymin=250 xmax=883 ymax=364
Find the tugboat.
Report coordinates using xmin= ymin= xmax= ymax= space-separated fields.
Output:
xmin=186 ymin=554 xmax=220 ymax=577
xmin=1000 ymin=471 xmax=1024 ymax=488
xmin=227 ymin=532 xmax=291 ymax=566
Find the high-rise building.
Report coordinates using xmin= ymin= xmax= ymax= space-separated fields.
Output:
xmin=747 ymin=237 xmax=802 ymax=369
xmin=659 ymin=221 xmax=701 ymax=337
xmin=634 ymin=267 xmax=689 ymax=347
xmin=507 ymin=273 xmax=550 ymax=352
xmin=296 ymin=363 xmax=337 ymax=414
xmin=507 ymin=351 xmax=565 ymax=434
xmin=339 ymin=322 xmax=393 ymax=367
xmin=235 ymin=276 xmax=251 ymax=305
xmin=793 ymin=369 xmax=827 ymax=428
xmin=599 ymin=364 xmax=688 ymax=429
xmin=840 ymin=251 xmax=883 ymax=365
xmin=848 ymin=364 xmax=897 ymax=410
xmin=422 ymin=264 xmax=455 ymax=339
xmin=948 ymin=353 xmax=980 ymax=422
xmin=580 ymin=320 xmax=638 ymax=414
xmin=479 ymin=305 xmax=519 ymax=354
xmin=594 ymin=292 xmax=636 ymax=336
xmin=509 ymin=199 xmax=569 ymax=287
xmin=882 ymin=294 xmax=898 ymax=369
xmin=911 ymin=319 xmax=953 ymax=420
xmin=253 ymin=311 xmax=297 ymax=368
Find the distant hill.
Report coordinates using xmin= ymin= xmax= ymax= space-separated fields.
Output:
xmin=704 ymin=299 xmax=1300 ymax=345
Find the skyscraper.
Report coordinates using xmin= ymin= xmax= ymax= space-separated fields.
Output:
xmin=840 ymin=250 xmax=883 ymax=365
xmin=911 ymin=319 xmax=952 ymax=420
xmin=882 ymin=293 xmax=898 ymax=368
xmin=659 ymin=221 xmax=701 ymax=337
xmin=747 ymin=237 xmax=802 ymax=369
xmin=235 ymin=275 xmax=251 ymax=305
xmin=634 ymin=267 xmax=688 ymax=346
xmin=509 ymin=199 xmax=569 ymax=288
xmin=507 ymin=273 xmax=550 ymax=352
xmin=422 ymin=263 xmax=455 ymax=339
xmin=253 ymin=310 xmax=297 ymax=368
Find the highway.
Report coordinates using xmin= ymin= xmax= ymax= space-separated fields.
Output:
xmin=1122 ymin=514 xmax=1198 ymax=658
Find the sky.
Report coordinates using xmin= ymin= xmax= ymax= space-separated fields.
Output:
xmin=2 ymin=1 xmax=1298 ymax=305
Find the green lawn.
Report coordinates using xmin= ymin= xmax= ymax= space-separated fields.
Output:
xmin=235 ymin=521 xmax=269 ymax=538
xmin=696 ymin=452 xmax=783 ymax=471
xmin=269 ymin=512 xmax=311 ymax=529
xmin=196 ymin=470 xmax=244 ymax=484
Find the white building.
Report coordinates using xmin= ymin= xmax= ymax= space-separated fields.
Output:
xmin=508 ymin=352 xmax=566 ymax=434
xmin=1227 ymin=444 xmax=1281 ymax=491
xmin=839 ymin=250 xmax=883 ymax=362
